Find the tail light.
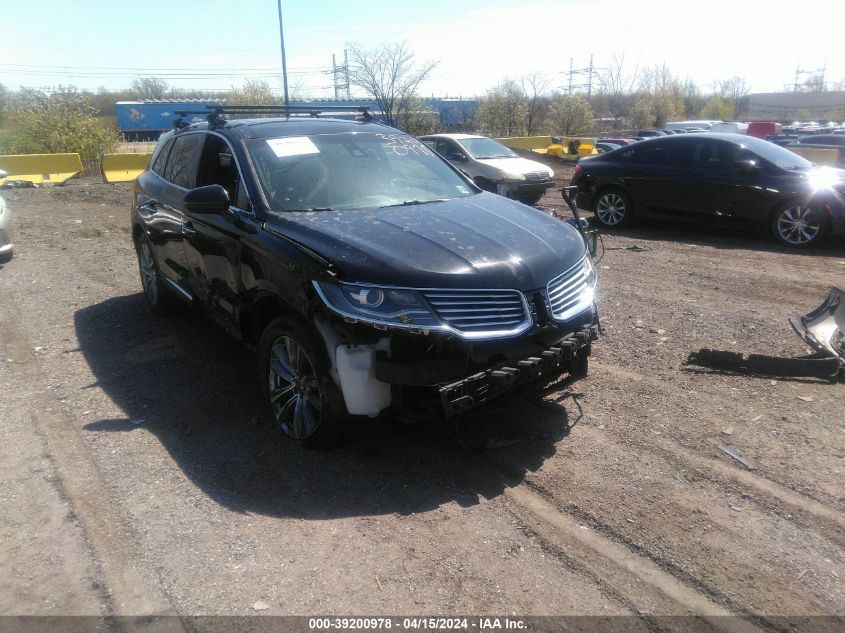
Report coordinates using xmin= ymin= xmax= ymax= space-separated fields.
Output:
xmin=574 ymin=165 xmax=583 ymax=174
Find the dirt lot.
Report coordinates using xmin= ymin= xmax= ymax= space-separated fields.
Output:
xmin=0 ymin=174 xmax=843 ymax=629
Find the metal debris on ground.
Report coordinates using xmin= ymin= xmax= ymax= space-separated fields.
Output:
xmin=685 ymin=287 xmax=844 ymax=381
xmin=718 ymin=444 xmax=758 ymax=470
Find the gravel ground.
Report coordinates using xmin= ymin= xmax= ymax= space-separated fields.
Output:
xmin=0 ymin=175 xmax=843 ymax=627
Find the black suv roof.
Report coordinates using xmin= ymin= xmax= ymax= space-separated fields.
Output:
xmin=173 ymin=117 xmax=389 ymax=140
xmin=170 ymin=104 xmax=387 ymax=140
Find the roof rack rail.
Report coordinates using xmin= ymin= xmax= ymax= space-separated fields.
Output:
xmin=172 ymin=104 xmax=373 ymax=130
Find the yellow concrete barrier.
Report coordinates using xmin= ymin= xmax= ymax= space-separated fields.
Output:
xmin=578 ymin=143 xmax=597 ymax=157
xmin=495 ymin=136 xmax=553 ymax=151
xmin=788 ymin=146 xmax=840 ymax=167
xmin=0 ymin=153 xmax=83 ymax=185
xmin=101 ymin=152 xmax=152 ymax=183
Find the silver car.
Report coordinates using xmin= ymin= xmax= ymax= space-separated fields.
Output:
xmin=0 ymin=170 xmax=14 ymax=262
xmin=419 ymin=134 xmax=554 ymax=205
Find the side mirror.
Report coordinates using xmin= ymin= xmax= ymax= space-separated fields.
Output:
xmin=449 ymin=152 xmax=468 ymax=162
xmin=184 ymin=184 xmax=230 ymax=214
xmin=735 ymin=159 xmax=759 ymax=175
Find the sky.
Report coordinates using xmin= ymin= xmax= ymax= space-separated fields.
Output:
xmin=1 ymin=0 xmax=842 ymax=98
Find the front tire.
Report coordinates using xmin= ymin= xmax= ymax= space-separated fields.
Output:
xmin=593 ymin=188 xmax=633 ymax=228
xmin=258 ymin=316 xmax=348 ymax=449
xmin=771 ymin=204 xmax=830 ymax=248
xmin=519 ymin=191 xmax=545 ymax=205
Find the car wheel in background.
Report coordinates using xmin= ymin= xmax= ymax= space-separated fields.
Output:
xmin=135 ymin=234 xmax=179 ymax=314
xmin=258 ymin=316 xmax=348 ymax=449
xmin=593 ymin=188 xmax=633 ymax=228
xmin=518 ymin=192 xmax=544 ymax=205
xmin=473 ymin=177 xmax=496 ymax=193
xmin=771 ymin=204 xmax=830 ymax=248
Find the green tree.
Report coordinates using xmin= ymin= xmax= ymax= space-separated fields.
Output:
xmin=546 ymin=94 xmax=594 ymax=135
xmin=8 ymin=87 xmax=118 ymax=159
xmin=394 ymin=96 xmax=440 ymax=135
xmin=699 ymin=95 xmax=734 ymax=120
xmin=0 ymin=83 xmax=8 ymax=127
xmin=629 ymin=95 xmax=656 ymax=129
xmin=476 ymin=79 xmax=528 ymax=137
xmin=227 ymin=79 xmax=280 ymax=106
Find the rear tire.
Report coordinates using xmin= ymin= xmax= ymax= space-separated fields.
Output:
xmin=771 ymin=204 xmax=830 ymax=248
xmin=135 ymin=234 xmax=179 ymax=314
xmin=593 ymin=188 xmax=633 ymax=228
xmin=258 ymin=315 xmax=349 ymax=449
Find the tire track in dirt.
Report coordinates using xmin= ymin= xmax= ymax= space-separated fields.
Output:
xmin=0 ymin=308 xmax=186 ymax=629
xmin=590 ymin=361 xmax=845 ymax=536
xmin=498 ymin=480 xmax=766 ymax=633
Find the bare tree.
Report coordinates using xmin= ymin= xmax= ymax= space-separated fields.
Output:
xmin=131 ymin=77 xmax=169 ymax=100
xmin=718 ymin=76 xmax=749 ymax=104
xmin=523 ymin=72 xmax=551 ymax=136
xmin=596 ymin=54 xmax=639 ymax=121
xmin=346 ymin=42 xmax=437 ymax=128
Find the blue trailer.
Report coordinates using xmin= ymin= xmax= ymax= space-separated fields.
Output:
xmin=115 ymin=100 xmax=223 ymax=141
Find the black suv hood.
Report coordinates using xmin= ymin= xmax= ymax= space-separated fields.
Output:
xmin=264 ymin=192 xmax=586 ymax=290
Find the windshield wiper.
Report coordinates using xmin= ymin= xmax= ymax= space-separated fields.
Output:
xmin=379 ymin=199 xmax=449 ymax=208
xmin=286 ymin=207 xmax=335 ymax=212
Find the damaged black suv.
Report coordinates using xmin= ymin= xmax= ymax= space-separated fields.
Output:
xmin=131 ymin=106 xmax=598 ymax=447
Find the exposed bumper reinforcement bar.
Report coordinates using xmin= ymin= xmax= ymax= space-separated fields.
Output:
xmin=439 ymin=324 xmax=599 ymax=417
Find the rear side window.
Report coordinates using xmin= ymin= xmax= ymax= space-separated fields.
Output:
xmin=163 ymin=134 xmax=203 ymax=189
xmin=150 ymin=138 xmax=174 ymax=176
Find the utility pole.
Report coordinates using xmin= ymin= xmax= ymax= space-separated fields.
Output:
xmin=344 ymin=49 xmax=350 ymax=99
xmin=277 ymin=0 xmax=289 ymax=106
xmin=568 ymin=58 xmax=573 ymax=95
xmin=332 ymin=54 xmax=338 ymax=99
xmin=587 ymin=53 xmax=594 ymax=98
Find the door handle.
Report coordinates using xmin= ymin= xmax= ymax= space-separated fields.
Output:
xmin=139 ymin=201 xmax=158 ymax=213
xmin=181 ymin=222 xmax=197 ymax=236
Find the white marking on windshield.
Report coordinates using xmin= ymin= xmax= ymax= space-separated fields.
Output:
xmin=266 ymin=136 xmax=320 ymax=158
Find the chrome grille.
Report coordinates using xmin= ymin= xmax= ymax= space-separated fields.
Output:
xmin=547 ymin=258 xmax=593 ymax=321
xmin=524 ymin=170 xmax=549 ymax=182
xmin=421 ymin=289 xmax=530 ymax=336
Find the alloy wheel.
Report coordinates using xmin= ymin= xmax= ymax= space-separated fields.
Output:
xmin=777 ymin=205 xmax=822 ymax=245
xmin=268 ymin=335 xmax=323 ymax=440
xmin=139 ymin=242 xmax=158 ymax=304
xmin=596 ymin=193 xmax=626 ymax=225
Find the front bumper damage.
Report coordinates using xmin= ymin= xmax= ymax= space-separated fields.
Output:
xmin=438 ymin=323 xmax=597 ymax=417
xmin=319 ymin=307 xmax=599 ymax=419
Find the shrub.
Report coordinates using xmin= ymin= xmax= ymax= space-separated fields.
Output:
xmin=6 ymin=86 xmax=118 ymax=160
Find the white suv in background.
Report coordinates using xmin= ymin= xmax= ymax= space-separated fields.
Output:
xmin=420 ymin=134 xmax=554 ymax=204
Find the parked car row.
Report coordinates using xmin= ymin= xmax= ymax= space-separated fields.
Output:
xmin=570 ymin=133 xmax=845 ymax=248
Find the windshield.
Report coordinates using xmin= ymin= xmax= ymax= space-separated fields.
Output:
xmin=459 ymin=137 xmax=516 ymax=159
xmin=739 ymin=135 xmax=813 ymax=171
xmin=246 ymin=132 xmax=476 ymax=212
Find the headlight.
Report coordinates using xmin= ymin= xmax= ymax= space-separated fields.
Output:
xmin=313 ymin=281 xmax=441 ymax=329
xmin=583 ymin=254 xmax=597 ymax=288
xmin=500 ymin=171 xmax=526 ymax=181
xmin=808 ymin=167 xmax=840 ymax=192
